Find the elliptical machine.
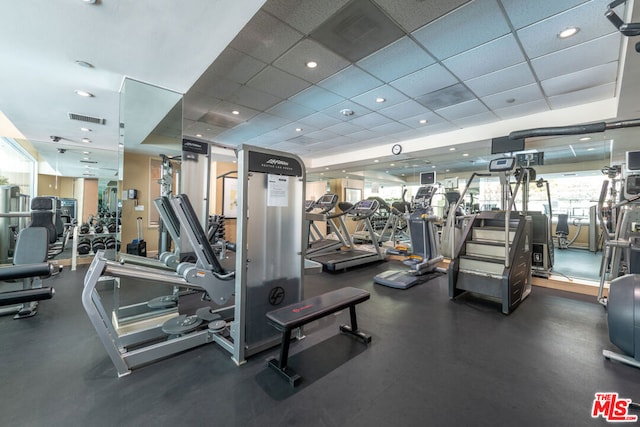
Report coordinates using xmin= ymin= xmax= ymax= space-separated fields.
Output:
xmin=374 ymin=185 xmax=444 ymax=289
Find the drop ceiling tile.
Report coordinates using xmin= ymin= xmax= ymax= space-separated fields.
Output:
xmin=379 ymin=100 xmax=433 ymax=120
xmin=436 ymin=99 xmax=488 ymax=121
xmin=370 ymin=121 xmax=412 ymax=135
xmin=267 ymin=100 xmax=317 ymax=121
xmin=289 ymin=86 xmax=345 ymax=111
xmin=246 ymin=113 xmax=291 ymax=133
xmin=357 ymin=37 xmax=435 ymax=82
xmin=309 ymin=0 xmax=405 ymax=62
xmin=228 ymin=85 xmax=283 ymax=111
xmin=548 ymin=82 xmax=616 ymax=109
xmin=415 ymin=83 xmax=477 ymax=110
xmin=189 ymin=78 xmax=241 ymax=100
xmin=247 ymin=66 xmax=311 ymax=99
xmin=298 ymin=112 xmax=342 ymax=128
xmin=351 ymin=85 xmax=409 ymax=110
xmin=262 ymin=0 xmax=351 ymax=34
xmin=452 ymin=111 xmax=498 ymax=128
xmin=279 ymin=121 xmax=319 ymax=135
xmin=531 ymin=33 xmax=621 ymax=81
xmin=517 ymin=1 xmax=617 ymax=59
xmin=444 ymin=34 xmax=525 ymax=81
xmin=501 ymin=0 xmax=587 ymax=29
xmin=412 ymin=0 xmax=510 ymax=60
xmin=481 ymin=84 xmax=544 ymax=110
xmin=216 ymin=125 xmax=263 ymax=144
xmin=389 ymin=64 xmax=458 ymax=98
xmin=305 ymin=129 xmax=341 ymax=141
xmin=464 ymin=62 xmax=536 ymax=97
xmin=325 ymin=121 xmax=365 ymax=136
xmin=374 ymin=0 xmax=469 ymax=32
xmin=493 ymin=99 xmax=549 ymax=120
xmin=317 ymin=66 xmax=383 ymax=98
xmin=230 ymin=10 xmax=303 ymax=63
xmin=273 ymin=39 xmax=350 ymax=84
xmin=541 ymin=62 xmax=618 ymax=97
xmin=398 ymin=112 xmax=447 ymax=129
xmin=183 ymin=92 xmax=221 ymax=121
xmin=349 ymin=129 xmax=379 ymax=141
xmin=349 ymin=112 xmax=393 ymax=128
xmin=202 ymin=48 xmax=267 ymax=84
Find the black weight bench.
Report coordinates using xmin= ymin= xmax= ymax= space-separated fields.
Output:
xmin=265 ymin=286 xmax=371 ymax=386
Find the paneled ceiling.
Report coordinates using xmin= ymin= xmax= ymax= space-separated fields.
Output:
xmin=1 ymin=0 xmax=639 ymax=182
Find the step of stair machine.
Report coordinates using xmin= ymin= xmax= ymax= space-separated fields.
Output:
xmin=471 ymin=226 xmax=515 ymax=244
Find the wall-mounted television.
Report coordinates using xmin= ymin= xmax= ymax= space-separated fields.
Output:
xmin=491 ymin=136 xmax=525 ymax=154
xmin=420 ymin=171 xmax=436 ymax=185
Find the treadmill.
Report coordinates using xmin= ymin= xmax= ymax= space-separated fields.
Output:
xmin=374 ymin=185 xmax=444 ymax=289
xmin=309 ymin=199 xmax=385 ymax=272
xmin=306 ymin=194 xmax=353 ymax=256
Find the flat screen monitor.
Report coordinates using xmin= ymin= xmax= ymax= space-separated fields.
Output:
xmin=627 ymin=151 xmax=640 ymax=171
xmin=318 ymin=194 xmax=335 ymax=205
xmin=420 ymin=171 xmax=436 ymax=185
xmin=491 ymin=136 xmax=524 ymax=154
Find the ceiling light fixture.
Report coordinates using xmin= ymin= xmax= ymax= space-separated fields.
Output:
xmin=231 ymin=110 xmax=240 ymax=115
xmin=463 ymin=153 xmax=469 ymax=157
xmin=446 ymin=169 xmax=450 ymax=172
xmin=449 ymin=147 xmax=456 ymax=151
xmin=390 ymin=163 xmax=395 ymax=166
xmin=295 ymin=128 xmax=303 ymax=132
xmin=374 ymin=159 xmax=379 ymax=163
xmin=375 ymin=97 xmax=385 ymax=103
xmin=340 ymin=108 xmax=354 ymax=116
xmin=82 ymin=138 xmax=91 ymax=143
xmin=74 ymin=90 xmax=94 ymax=97
xmin=558 ymin=27 xmax=579 ymax=39
xmin=587 ymin=147 xmax=595 ymax=151
xmin=419 ymin=119 xmax=428 ymax=124
xmin=196 ymin=133 xmax=202 ymax=138
xmin=82 ymin=0 xmax=97 ymax=4
xmin=80 ymin=127 xmax=91 ymax=132
xmin=306 ymin=61 xmax=318 ymax=69
xmin=579 ymin=136 xmax=592 ymax=141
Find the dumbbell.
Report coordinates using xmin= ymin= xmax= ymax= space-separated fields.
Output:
xmin=77 ymin=238 xmax=91 ymax=255
xmin=92 ymin=237 xmax=106 ymax=252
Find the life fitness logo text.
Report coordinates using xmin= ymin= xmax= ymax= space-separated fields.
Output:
xmin=591 ymin=392 xmax=638 ymax=422
xmin=263 ymin=158 xmax=294 ymax=172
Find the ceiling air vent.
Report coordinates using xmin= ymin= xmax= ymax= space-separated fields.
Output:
xmin=80 ymin=160 xmax=98 ymax=164
xmin=68 ymin=112 xmax=106 ymax=125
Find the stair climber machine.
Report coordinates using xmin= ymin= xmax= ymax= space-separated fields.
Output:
xmin=374 ymin=185 xmax=445 ymax=289
xmin=83 ymin=145 xmax=306 ymax=376
xmin=447 ymin=157 xmax=533 ymax=314
xmin=309 ymin=199 xmax=385 ymax=272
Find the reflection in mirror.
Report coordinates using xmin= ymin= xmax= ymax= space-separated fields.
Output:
xmin=119 ymin=78 xmax=182 ymax=259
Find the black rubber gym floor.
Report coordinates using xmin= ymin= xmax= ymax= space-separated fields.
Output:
xmin=1 ymin=260 xmax=638 ymax=426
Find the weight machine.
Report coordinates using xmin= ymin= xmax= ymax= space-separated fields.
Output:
xmin=83 ymin=145 xmax=306 ymax=376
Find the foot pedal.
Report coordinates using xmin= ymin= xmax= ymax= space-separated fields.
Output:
xmin=196 ymin=306 xmax=221 ymax=322
xmin=161 ymin=315 xmax=202 ymax=335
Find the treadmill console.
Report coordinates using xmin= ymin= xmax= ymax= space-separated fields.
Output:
xmin=625 ymin=174 xmax=640 ymax=199
xmin=414 ymin=185 xmax=437 ymax=209
xmin=313 ymin=193 xmax=338 ymax=214
xmin=489 ymin=157 xmax=516 ymax=172
xmin=352 ymin=199 xmax=379 ymax=215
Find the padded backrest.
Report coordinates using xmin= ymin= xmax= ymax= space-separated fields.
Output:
xmin=29 ymin=211 xmax=57 ymax=244
xmin=31 ymin=196 xmax=54 ymax=211
xmin=556 ymin=214 xmax=569 ymax=235
xmin=14 ymin=227 xmax=49 ymax=265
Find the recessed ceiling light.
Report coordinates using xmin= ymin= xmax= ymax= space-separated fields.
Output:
xmin=579 ymin=136 xmax=592 ymax=141
xmin=342 ymin=170 xmax=346 ymax=173
xmin=375 ymin=97 xmax=385 ymax=103
xmin=80 ymin=127 xmax=91 ymax=132
xmin=432 ymin=165 xmax=436 ymax=168
xmin=82 ymin=138 xmax=91 ymax=143
xmin=587 ymin=147 xmax=595 ymax=151
xmin=390 ymin=163 xmax=395 ymax=166
xmin=446 ymin=169 xmax=450 ymax=172
xmin=558 ymin=27 xmax=579 ymax=39
xmin=340 ymin=108 xmax=354 ymax=116
xmin=320 ymin=172 xmax=324 ymax=175
xmin=83 ymin=157 xmax=90 ymax=161
xmin=401 ymin=173 xmax=405 ymax=176
xmin=83 ymin=151 xmax=90 ymax=155
xmin=74 ymin=90 xmax=94 ymax=97
xmin=374 ymin=159 xmax=379 ymax=163
xmin=295 ymin=128 xmax=303 ymax=132
xmin=449 ymin=147 xmax=456 ymax=151
xmin=82 ymin=0 xmax=97 ymax=4
xmin=306 ymin=61 xmax=318 ymax=69
xmin=463 ymin=153 xmax=469 ymax=157
xmin=419 ymin=119 xmax=428 ymax=124
xmin=231 ymin=110 xmax=240 ymax=115
xmin=325 ymin=167 xmax=329 ymax=170
xmin=196 ymin=133 xmax=202 ymax=138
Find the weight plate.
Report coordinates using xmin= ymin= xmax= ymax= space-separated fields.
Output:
xmin=161 ymin=315 xmax=202 ymax=335
xmin=147 ymin=295 xmax=178 ymax=309
xmin=208 ymin=320 xmax=226 ymax=333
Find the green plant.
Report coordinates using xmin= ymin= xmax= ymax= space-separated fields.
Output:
xmin=0 ymin=176 xmax=9 ymax=185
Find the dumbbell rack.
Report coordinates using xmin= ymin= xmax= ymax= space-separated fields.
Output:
xmin=71 ymin=225 xmax=120 ymax=271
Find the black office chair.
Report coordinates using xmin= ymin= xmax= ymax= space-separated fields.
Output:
xmin=556 ymin=214 xmax=570 ymax=249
